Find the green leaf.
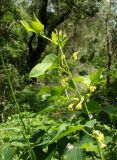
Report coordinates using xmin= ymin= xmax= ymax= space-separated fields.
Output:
xmin=102 ymin=106 xmax=117 ymax=117
xmin=81 ymin=142 xmax=98 ymax=152
xmin=48 ymin=57 xmax=59 ymax=70
xmin=28 ymin=20 xmax=44 ymax=34
xmin=29 ymin=54 xmax=57 ymax=77
xmin=51 ymin=86 xmax=65 ymax=96
xmin=80 ymin=135 xmax=98 ymax=152
xmin=1 ymin=145 xmax=16 ymax=160
xmin=65 ymin=146 xmax=85 ymax=160
xmin=37 ymin=86 xmax=50 ymax=96
xmin=86 ymin=99 xmax=101 ymax=113
xmin=73 ymin=76 xmax=91 ymax=85
xmin=21 ymin=16 xmax=44 ymax=34
xmin=90 ymin=68 xmax=103 ymax=84
xmin=68 ymin=79 xmax=75 ymax=89
xmin=105 ymin=136 xmax=112 ymax=144
xmin=11 ymin=141 xmax=25 ymax=147
xmin=21 ymin=21 xmax=35 ymax=32
xmin=51 ymin=32 xmax=58 ymax=43
xmin=48 ymin=123 xmax=84 ymax=144
xmin=85 ymin=119 xmax=97 ymax=128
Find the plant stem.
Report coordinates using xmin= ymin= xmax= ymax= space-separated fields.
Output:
xmin=0 ymin=54 xmax=36 ymax=160
xmin=96 ymin=140 xmax=105 ymax=160
xmin=42 ymin=34 xmax=58 ymax=45
xmin=83 ymin=129 xmax=94 ymax=138
xmin=84 ymin=102 xmax=105 ymax=160
xmin=84 ymin=102 xmax=91 ymax=120
xmin=42 ymin=33 xmax=105 ymax=160
xmin=59 ymin=44 xmax=81 ymax=98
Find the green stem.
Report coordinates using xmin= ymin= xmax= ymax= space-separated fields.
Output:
xmin=83 ymin=129 xmax=102 ymax=160
xmin=0 ymin=54 xmax=36 ymax=160
xmin=96 ymin=140 xmax=105 ymax=160
xmin=58 ymin=67 xmax=68 ymax=74
xmin=65 ymin=88 xmax=70 ymax=101
xmin=59 ymin=44 xmax=81 ymax=98
xmin=42 ymin=35 xmax=58 ymax=45
xmin=42 ymin=33 xmax=81 ymax=98
xmin=0 ymin=54 xmax=27 ymax=133
xmin=84 ymin=102 xmax=105 ymax=160
xmin=83 ymin=129 xmax=94 ymax=138
xmin=84 ymin=102 xmax=91 ymax=120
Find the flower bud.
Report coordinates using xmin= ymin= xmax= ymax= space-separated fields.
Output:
xmin=73 ymin=51 xmax=79 ymax=61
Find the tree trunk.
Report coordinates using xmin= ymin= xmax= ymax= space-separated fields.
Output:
xmin=106 ymin=0 xmax=113 ymax=88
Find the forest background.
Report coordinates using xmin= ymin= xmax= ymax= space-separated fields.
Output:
xmin=0 ymin=0 xmax=117 ymax=160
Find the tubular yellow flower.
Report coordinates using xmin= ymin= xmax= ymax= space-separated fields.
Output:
xmin=71 ymin=97 xmax=79 ymax=102
xmin=68 ymin=103 xmax=74 ymax=111
xmin=75 ymin=96 xmax=84 ymax=111
xmin=75 ymin=102 xmax=82 ymax=110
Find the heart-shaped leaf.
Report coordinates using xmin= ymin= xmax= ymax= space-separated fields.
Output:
xmin=29 ymin=54 xmax=57 ymax=77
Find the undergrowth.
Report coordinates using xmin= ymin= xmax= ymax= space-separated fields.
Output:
xmin=0 ymin=16 xmax=117 ymax=160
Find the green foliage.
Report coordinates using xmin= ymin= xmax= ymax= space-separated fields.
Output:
xmin=65 ymin=145 xmax=85 ymax=160
xmin=29 ymin=54 xmax=58 ymax=77
xmin=85 ymin=119 xmax=97 ymax=128
xmin=1 ymin=1 xmax=117 ymax=159
xmin=21 ymin=16 xmax=44 ymax=35
xmin=86 ymin=99 xmax=101 ymax=113
xmin=0 ymin=144 xmax=16 ymax=160
xmin=48 ymin=123 xmax=84 ymax=145
xmin=1 ymin=16 xmax=115 ymax=160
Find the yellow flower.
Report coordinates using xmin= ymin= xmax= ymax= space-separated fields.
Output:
xmin=73 ymin=51 xmax=79 ymax=61
xmin=93 ymin=130 xmax=107 ymax=148
xmin=75 ymin=102 xmax=82 ymax=110
xmin=100 ymin=143 xmax=107 ymax=148
xmin=61 ymin=77 xmax=68 ymax=86
xmin=68 ymin=103 xmax=74 ymax=111
xmin=71 ymin=97 xmax=79 ymax=102
xmin=83 ymin=80 xmax=89 ymax=86
xmin=89 ymin=86 xmax=96 ymax=93
xmin=75 ymin=96 xmax=84 ymax=111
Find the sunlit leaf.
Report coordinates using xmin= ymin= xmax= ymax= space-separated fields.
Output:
xmin=21 ymin=21 xmax=35 ymax=32
xmin=51 ymin=32 xmax=58 ymax=42
xmin=73 ymin=76 xmax=91 ymax=85
xmin=28 ymin=21 xmax=44 ymax=34
xmin=48 ymin=123 xmax=84 ymax=144
xmin=81 ymin=142 xmax=98 ymax=152
xmin=29 ymin=54 xmax=57 ymax=77
xmin=90 ymin=68 xmax=103 ymax=83
xmin=21 ymin=16 xmax=44 ymax=34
